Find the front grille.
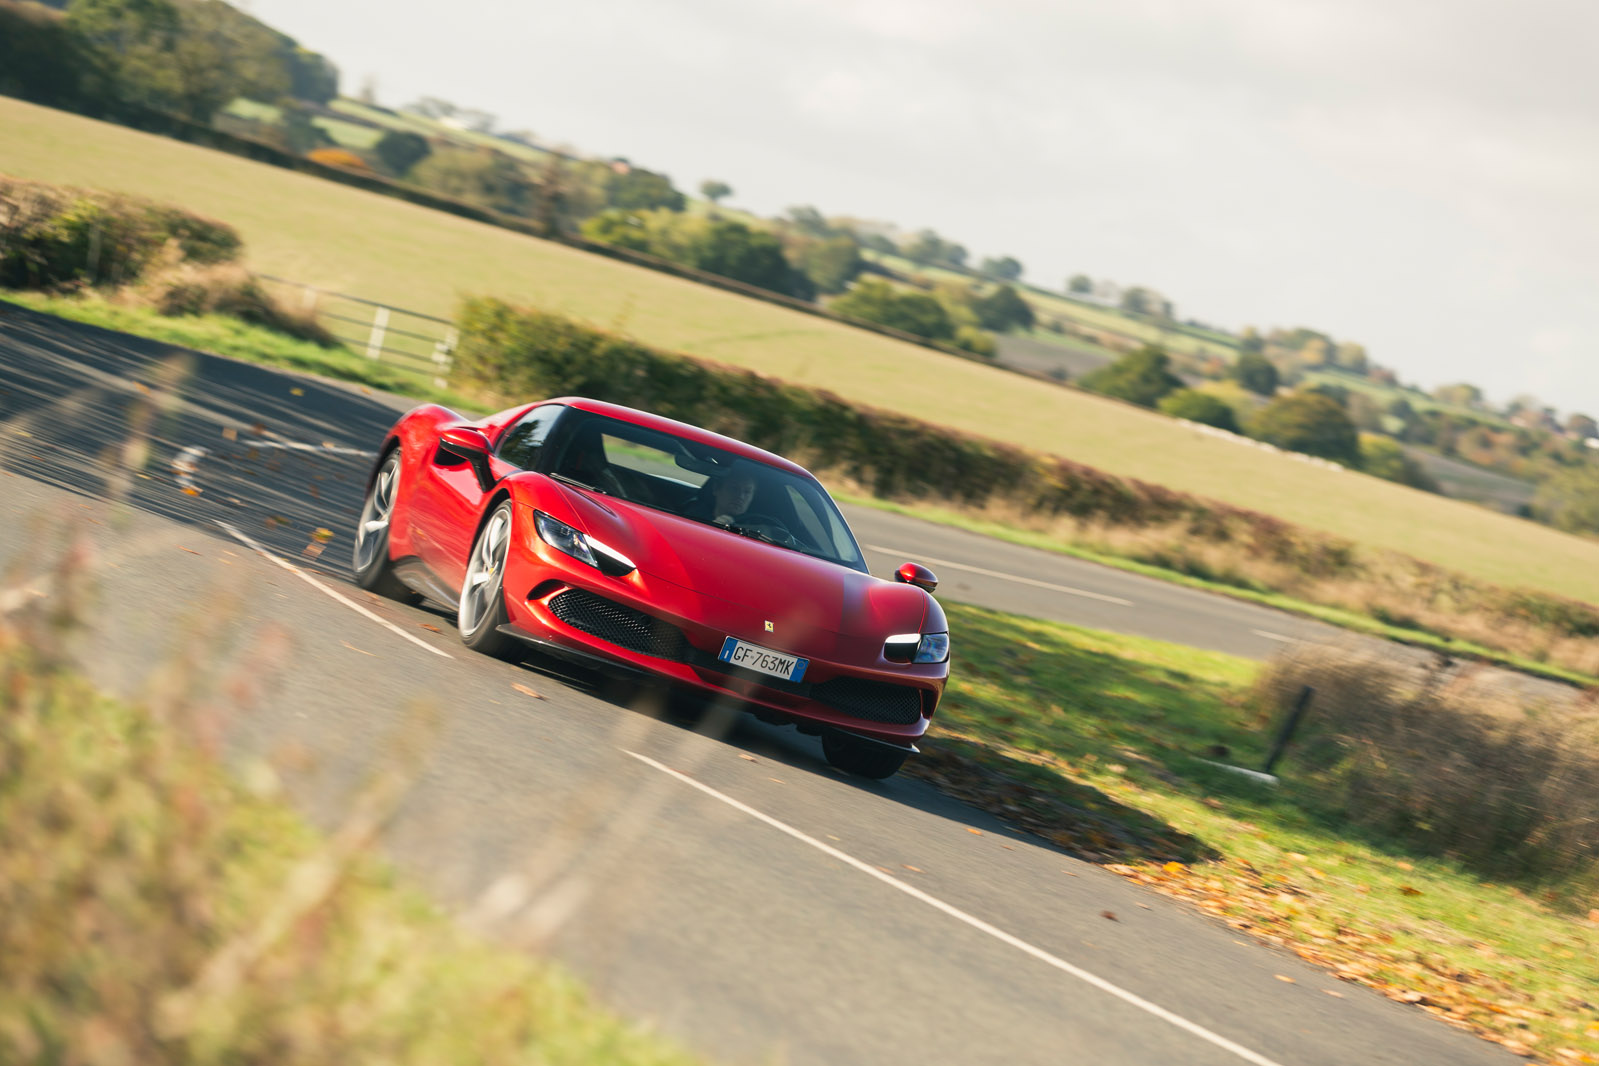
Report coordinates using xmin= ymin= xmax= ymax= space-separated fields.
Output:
xmin=547 ymin=589 xmax=688 ymax=660
xmin=810 ymin=677 xmax=923 ymax=725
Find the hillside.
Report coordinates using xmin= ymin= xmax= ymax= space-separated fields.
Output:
xmin=5 ymin=94 xmax=1599 ymax=604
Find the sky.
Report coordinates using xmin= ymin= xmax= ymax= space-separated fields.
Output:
xmin=242 ymin=0 xmax=1599 ymax=419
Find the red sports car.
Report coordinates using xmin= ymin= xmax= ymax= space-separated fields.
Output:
xmin=352 ymin=397 xmax=949 ymax=778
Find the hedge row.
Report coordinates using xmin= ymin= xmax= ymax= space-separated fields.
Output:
xmin=0 ymin=175 xmax=241 ymax=289
xmin=455 ymin=297 xmax=1599 ymax=644
xmin=455 ymin=297 xmax=1361 ymax=578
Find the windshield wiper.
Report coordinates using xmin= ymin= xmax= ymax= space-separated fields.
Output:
xmin=550 ymin=472 xmax=608 ymax=495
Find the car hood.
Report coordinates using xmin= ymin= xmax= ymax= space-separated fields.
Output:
xmin=559 ymin=487 xmax=928 ymax=638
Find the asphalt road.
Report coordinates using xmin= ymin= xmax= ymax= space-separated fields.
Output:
xmin=0 ymin=303 xmax=1516 ymax=1066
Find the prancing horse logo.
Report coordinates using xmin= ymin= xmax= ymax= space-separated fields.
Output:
xmin=763 ymin=620 xmax=774 ymax=632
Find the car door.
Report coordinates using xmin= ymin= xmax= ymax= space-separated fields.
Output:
xmin=407 ymin=404 xmax=567 ymax=594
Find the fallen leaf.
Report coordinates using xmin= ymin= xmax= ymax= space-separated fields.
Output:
xmin=340 ymin=641 xmax=374 ymax=657
xmin=738 ymin=753 xmax=757 ymax=762
xmin=181 ymin=486 xmax=201 ymax=496
xmin=1163 ymin=861 xmax=1186 ymax=875
xmin=290 ymin=387 xmax=304 ymax=396
xmin=1323 ymin=989 xmax=1344 ymax=998
xmin=178 ymin=546 xmax=200 ymax=555
xmin=966 ymin=827 xmax=982 ymax=835
xmin=1397 ymin=861 xmax=1414 ymax=871
xmin=1399 ymin=885 xmax=1423 ymax=897
xmin=1274 ymin=974 xmax=1296 ymax=984
xmin=222 ymin=426 xmax=237 ymax=441
xmin=1588 ymin=909 xmax=1599 ymax=924
xmin=312 ymin=527 xmax=334 ymax=542
xmin=301 ymin=542 xmax=325 ymax=560
xmin=1101 ymin=911 xmax=1118 ymax=921
xmin=419 ymin=623 xmax=441 ymax=633
xmin=902 ymin=865 xmax=923 ymax=873
xmin=511 ymin=682 xmax=543 ymax=700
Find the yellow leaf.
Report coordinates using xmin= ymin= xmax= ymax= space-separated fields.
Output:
xmin=290 ymin=387 xmax=305 ymax=396
xmin=1163 ymin=861 xmax=1186 ymax=875
xmin=511 ymin=682 xmax=543 ymax=700
xmin=1274 ymin=974 xmax=1295 ymax=983
xmin=1398 ymin=885 xmax=1423 ymax=897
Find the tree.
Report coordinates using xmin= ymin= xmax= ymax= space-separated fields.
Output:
xmin=1567 ymin=413 xmax=1598 ymax=441
xmin=1359 ymin=435 xmax=1438 ymax=491
xmin=699 ymin=179 xmax=731 ymax=205
xmin=901 ymin=229 xmax=943 ymax=266
xmin=1067 ymin=274 xmax=1092 ymax=294
xmin=1249 ymin=392 xmax=1360 ymax=464
xmin=285 ymin=44 xmax=338 ymax=104
xmin=1238 ymin=326 xmax=1264 ymax=354
xmin=785 ymin=205 xmax=830 ymax=235
xmin=1534 ymin=462 xmax=1599 ymax=535
xmin=579 ymin=208 xmax=653 ymax=253
xmin=1079 ymin=346 xmax=1182 ymax=408
xmin=799 ymin=234 xmax=863 ymax=294
xmin=973 ymin=284 xmax=1034 ymax=333
xmin=686 ymin=219 xmax=802 ymax=296
xmin=1299 ymin=337 xmax=1331 ymax=367
xmin=408 ymin=149 xmax=536 ymax=216
xmin=606 ymin=165 xmax=685 ymax=212
xmin=1432 ymin=382 xmax=1482 ymax=409
xmin=1119 ymin=286 xmax=1155 ymax=316
xmin=831 ymin=279 xmax=953 ymax=341
xmin=1334 ymin=341 xmax=1368 ymax=374
xmin=374 ymin=129 xmax=431 ymax=176
xmin=1231 ymin=350 xmax=1279 ymax=396
xmin=1158 ymin=389 xmax=1239 ymax=432
xmin=979 ymin=255 xmax=1022 ymax=282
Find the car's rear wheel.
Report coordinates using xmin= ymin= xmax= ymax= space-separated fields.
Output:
xmin=353 ymin=450 xmax=410 ymax=599
xmin=458 ymin=501 xmax=521 ymax=660
xmin=822 ymin=731 xmax=909 ymax=780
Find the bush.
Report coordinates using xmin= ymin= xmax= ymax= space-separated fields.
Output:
xmin=1158 ymin=389 xmax=1239 ymax=432
xmin=829 ymin=279 xmax=954 ymax=341
xmin=305 ymin=147 xmax=373 ymax=172
xmin=0 ymin=176 xmax=241 ymax=289
xmin=1249 ymin=391 xmax=1360 ymax=464
xmin=1079 ymin=346 xmax=1182 ymax=408
xmin=954 ymin=325 xmax=997 ymax=358
xmin=1253 ymin=645 xmax=1599 ymax=896
xmin=134 ymin=255 xmax=337 ymax=346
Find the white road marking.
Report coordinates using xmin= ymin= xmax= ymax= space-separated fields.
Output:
xmin=624 ymin=750 xmax=1290 ymax=1066
xmin=213 ymin=520 xmax=452 ymax=659
xmin=864 ymin=545 xmax=1134 ymax=606
xmin=237 ymin=440 xmax=378 ymax=458
xmin=1251 ymin=630 xmax=1297 ymax=643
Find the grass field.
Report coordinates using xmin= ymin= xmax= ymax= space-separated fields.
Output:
xmin=939 ymin=602 xmax=1599 ymax=1061
xmin=7 ymin=96 xmax=1599 ymax=603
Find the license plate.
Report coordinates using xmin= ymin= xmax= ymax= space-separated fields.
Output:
xmin=717 ymin=637 xmax=808 ymax=682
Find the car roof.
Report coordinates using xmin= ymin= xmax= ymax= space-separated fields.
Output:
xmin=549 ymin=397 xmax=816 ymax=479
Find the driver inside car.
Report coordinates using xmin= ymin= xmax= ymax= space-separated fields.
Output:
xmin=687 ymin=463 xmax=758 ymax=525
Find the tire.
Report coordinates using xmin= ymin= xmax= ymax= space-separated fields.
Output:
xmin=352 ymin=450 xmax=411 ymax=599
xmin=457 ymin=501 xmax=521 ymax=660
xmin=821 ymin=731 xmax=910 ymax=780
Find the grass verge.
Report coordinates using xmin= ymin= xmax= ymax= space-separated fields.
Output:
xmin=925 ymin=601 xmax=1599 ymax=1062
xmin=0 ymin=582 xmax=700 ymax=1065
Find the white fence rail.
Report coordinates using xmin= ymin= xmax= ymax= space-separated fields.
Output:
xmin=257 ymin=275 xmax=457 ymax=386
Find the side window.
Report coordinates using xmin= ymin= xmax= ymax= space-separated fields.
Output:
xmin=497 ymin=405 xmax=563 ymax=470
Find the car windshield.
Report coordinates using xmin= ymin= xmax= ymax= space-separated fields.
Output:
xmin=550 ymin=412 xmax=867 ymax=572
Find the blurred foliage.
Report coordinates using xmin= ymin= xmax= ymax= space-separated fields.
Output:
xmin=1249 ymin=392 xmax=1360 ymax=465
xmin=410 ymin=148 xmax=536 ymax=217
xmin=829 ymin=278 xmax=954 ymax=341
xmin=0 ymin=174 xmax=240 ymax=289
xmin=1534 ymin=461 xmax=1599 ymax=536
xmin=1358 ymin=434 xmax=1438 ymax=492
xmin=580 ymin=208 xmax=810 ymax=298
xmin=1079 ymin=345 xmax=1182 ymax=408
xmin=373 ymin=129 xmax=432 ymax=177
xmin=1158 ymin=388 xmax=1239 ymax=433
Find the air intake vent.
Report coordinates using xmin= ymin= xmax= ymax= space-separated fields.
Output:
xmin=547 ymin=589 xmax=689 ymax=661
xmin=810 ymin=677 xmax=923 ymax=725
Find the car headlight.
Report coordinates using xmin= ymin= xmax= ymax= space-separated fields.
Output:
xmin=914 ymin=632 xmax=950 ymax=664
xmin=885 ymin=631 xmax=949 ymax=664
xmin=535 ymin=510 xmax=636 ymax=577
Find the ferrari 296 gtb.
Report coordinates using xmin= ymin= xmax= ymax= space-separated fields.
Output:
xmin=351 ymin=397 xmax=949 ymax=779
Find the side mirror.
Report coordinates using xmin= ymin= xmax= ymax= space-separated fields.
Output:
xmin=894 ymin=561 xmax=938 ymax=593
xmin=439 ymin=426 xmax=492 ymax=457
xmin=438 ymin=426 xmax=495 ymax=491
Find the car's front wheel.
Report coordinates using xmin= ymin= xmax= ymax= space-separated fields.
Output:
xmin=353 ymin=450 xmax=410 ymax=599
xmin=458 ymin=501 xmax=521 ymax=660
xmin=822 ymin=732 xmax=910 ymax=780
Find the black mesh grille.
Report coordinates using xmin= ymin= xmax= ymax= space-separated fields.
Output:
xmin=547 ymin=589 xmax=688 ymax=660
xmin=810 ymin=677 xmax=923 ymax=725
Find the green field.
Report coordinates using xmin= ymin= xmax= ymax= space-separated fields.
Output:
xmin=6 ymin=96 xmax=1599 ymax=603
